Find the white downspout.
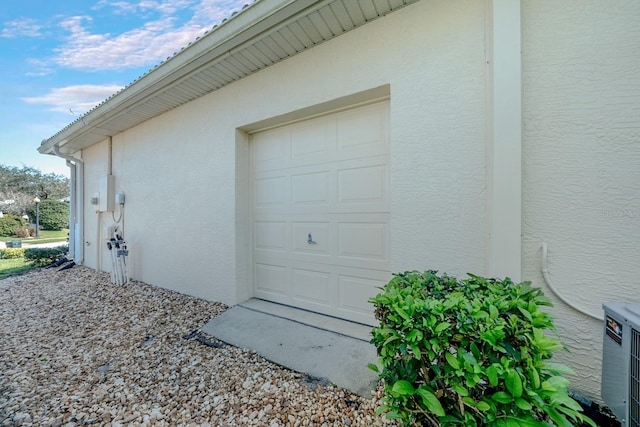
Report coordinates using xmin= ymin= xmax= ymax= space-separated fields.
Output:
xmin=66 ymin=160 xmax=76 ymax=260
xmin=53 ymin=145 xmax=85 ymax=265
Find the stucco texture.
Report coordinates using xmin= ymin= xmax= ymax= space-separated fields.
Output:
xmin=72 ymin=0 xmax=640 ymax=405
xmin=79 ymin=0 xmax=488 ymax=307
xmin=522 ymin=0 xmax=640 ymax=401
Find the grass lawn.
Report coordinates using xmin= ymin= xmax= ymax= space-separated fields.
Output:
xmin=0 ymin=258 xmax=35 ymax=280
xmin=0 ymin=229 xmax=69 ymax=245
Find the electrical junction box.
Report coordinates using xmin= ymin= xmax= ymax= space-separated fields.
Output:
xmin=102 ymin=224 xmax=116 ymax=240
xmin=99 ymin=175 xmax=115 ymax=212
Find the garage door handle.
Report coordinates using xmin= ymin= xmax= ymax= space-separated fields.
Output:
xmin=307 ymin=233 xmax=317 ymax=245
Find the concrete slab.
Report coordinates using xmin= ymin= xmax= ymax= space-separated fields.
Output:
xmin=201 ymin=304 xmax=380 ymax=397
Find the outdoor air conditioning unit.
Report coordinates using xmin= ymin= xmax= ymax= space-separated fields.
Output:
xmin=602 ymin=302 xmax=640 ymax=427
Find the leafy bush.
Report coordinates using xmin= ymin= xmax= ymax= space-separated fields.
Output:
xmin=369 ymin=271 xmax=595 ymax=427
xmin=24 ymin=245 xmax=68 ymax=266
xmin=0 ymin=214 xmax=27 ymax=237
xmin=0 ymin=248 xmax=26 ymax=259
xmin=28 ymin=200 xmax=69 ymax=231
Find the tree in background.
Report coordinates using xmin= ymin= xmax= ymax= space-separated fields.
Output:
xmin=0 ymin=214 xmax=27 ymax=237
xmin=27 ymin=200 xmax=69 ymax=231
xmin=0 ymin=165 xmax=69 ymax=218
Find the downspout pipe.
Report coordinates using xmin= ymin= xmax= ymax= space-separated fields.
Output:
xmin=66 ymin=160 xmax=76 ymax=261
xmin=53 ymin=145 xmax=84 ymax=265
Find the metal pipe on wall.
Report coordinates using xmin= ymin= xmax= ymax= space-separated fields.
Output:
xmin=53 ymin=145 xmax=84 ymax=265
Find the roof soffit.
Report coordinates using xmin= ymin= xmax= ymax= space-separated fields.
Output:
xmin=39 ymin=0 xmax=419 ymax=155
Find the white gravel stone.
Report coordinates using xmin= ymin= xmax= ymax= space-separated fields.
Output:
xmin=0 ymin=267 xmax=396 ymax=426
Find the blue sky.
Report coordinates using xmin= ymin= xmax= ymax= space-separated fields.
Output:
xmin=0 ymin=0 xmax=246 ymax=177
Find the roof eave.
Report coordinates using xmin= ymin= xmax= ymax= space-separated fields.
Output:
xmin=38 ymin=0 xmax=419 ymax=155
xmin=38 ymin=0 xmax=320 ymax=155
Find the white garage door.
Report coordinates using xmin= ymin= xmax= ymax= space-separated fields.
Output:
xmin=251 ymin=101 xmax=390 ymax=325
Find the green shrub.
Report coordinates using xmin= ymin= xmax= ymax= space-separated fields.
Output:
xmin=0 ymin=214 xmax=27 ymax=237
xmin=24 ymin=245 xmax=68 ymax=266
xmin=369 ymin=271 xmax=595 ymax=427
xmin=28 ymin=200 xmax=69 ymax=231
xmin=0 ymin=248 xmax=26 ymax=259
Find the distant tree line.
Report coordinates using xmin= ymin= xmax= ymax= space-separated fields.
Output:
xmin=0 ymin=165 xmax=70 ymax=234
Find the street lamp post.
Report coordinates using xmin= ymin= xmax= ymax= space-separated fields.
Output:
xmin=33 ymin=197 xmax=40 ymax=238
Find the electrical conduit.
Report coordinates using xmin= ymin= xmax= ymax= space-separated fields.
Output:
xmin=540 ymin=242 xmax=603 ymax=321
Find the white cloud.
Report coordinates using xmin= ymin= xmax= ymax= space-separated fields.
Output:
xmin=22 ymin=84 xmax=124 ymax=114
xmin=1 ymin=18 xmax=43 ymax=38
xmin=95 ymin=0 xmax=196 ymax=16
xmin=25 ymin=58 xmax=55 ymax=77
xmin=52 ymin=0 xmax=245 ymax=71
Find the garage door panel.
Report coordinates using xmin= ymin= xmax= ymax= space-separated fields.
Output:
xmin=338 ymin=164 xmax=388 ymax=205
xmin=291 ymin=118 xmax=335 ymax=159
xmin=253 ymin=128 xmax=291 ymax=170
xmin=254 ymin=176 xmax=288 ymax=206
xmin=252 ymin=101 xmax=389 ymax=325
xmin=291 ymin=171 xmax=330 ymax=205
xmin=255 ymin=221 xmax=288 ymax=251
xmin=292 ymin=222 xmax=330 ymax=255
xmin=255 ymin=263 xmax=289 ymax=297
xmin=292 ymin=268 xmax=332 ymax=307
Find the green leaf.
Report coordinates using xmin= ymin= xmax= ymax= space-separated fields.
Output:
xmin=576 ymin=413 xmax=597 ymax=427
xmin=473 ymin=310 xmax=489 ymax=319
xmin=506 ymin=371 xmax=523 ymax=398
xmin=406 ymin=328 xmax=423 ymax=342
xmin=415 ymin=387 xmax=446 ymax=417
xmin=505 ymin=416 xmax=549 ymax=427
xmin=445 ymin=352 xmax=460 ymax=370
xmin=374 ymin=405 xmax=390 ymax=416
xmin=515 ymin=398 xmax=532 ymax=411
xmin=489 ymin=304 xmax=499 ymax=319
xmin=411 ymin=344 xmax=422 ymax=359
xmin=517 ymin=306 xmax=533 ymax=322
xmin=528 ymin=367 xmax=541 ymax=389
xmin=476 ymin=401 xmax=491 ymax=411
xmin=545 ymin=407 xmax=574 ymax=427
xmin=505 ymin=418 xmax=521 ymax=427
xmin=452 ymin=383 xmax=469 ymax=396
xmin=383 ymin=335 xmax=399 ymax=346
xmin=552 ymin=393 xmax=583 ymax=411
xmin=487 ymin=364 xmax=499 ymax=386
xmin=396 ymin=306 xmax=410 ymax=322
xmin=542 ymin=362 xmax=575 ymax=376
xmin=385 ymin=411 xmax=403 ymax=420
xmin=546 ymin=375 xmax=570 ymax=390
xmin=492 ymin=391 xmax=513 ymax=404
xmin=435 ymin=321 xmax=451 ymax=333
xmin=391 ymin=380 xmax=415 ymax=397
xmin=461 ymin=349 xmax=478 ymax=366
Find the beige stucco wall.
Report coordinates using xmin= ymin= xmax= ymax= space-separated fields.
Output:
xmin=76 ymin=0 xmax=640 ymax=404
xmin=80 ymin=0 xmax=488 ymax=305
xmin=522 ymin=1 xmax=640 ymax=401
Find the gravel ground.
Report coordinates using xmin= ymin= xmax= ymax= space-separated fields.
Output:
xmin=0 ymin=267 xmax=395 ymax=427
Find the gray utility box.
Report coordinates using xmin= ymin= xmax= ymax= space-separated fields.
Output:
xmin=5 ymin=240 xmax=22 ymax=248
xmin=602 ymin=302 xmax=640 ymax=427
